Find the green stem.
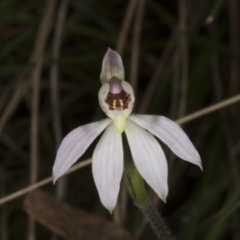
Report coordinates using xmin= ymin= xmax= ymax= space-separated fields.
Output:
xmin=122 ymin=134 xmax=176 ymax=239
xmin=137 ymin=202 xmax=176 ymax=240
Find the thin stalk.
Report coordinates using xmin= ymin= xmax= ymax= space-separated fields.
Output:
xmin=116 ymin=0 xmax=138 ymax=55
xmin=51 ymin=0 xmax=69 ymax=201
xmin=137 ymin=202 xmax=176 ymax=240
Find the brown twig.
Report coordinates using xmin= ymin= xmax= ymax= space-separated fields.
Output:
xmin=177 ymin=0 xmax=189 ymax=118
xmin=0 ymin=87 xmax=11 ymax=115
xmin=0 ymin=159 xmax=92 ymax=206
xmin=28 ymin=1 xmax=57 ymax=239
xmin=176 ymin=94 xmax=240 ymax=125
xmin=0 ymin=78 xmax=30 ymax=134
xmin=0 ymin=0 xmax=56 ymax=135
xmin=116 ymin=0 xmax=138 ymax=55
xmin=170 ymin=39 xmax=180 ymax=119
xmin=50 ymin=0 xmax=69 ymax=201
xmin=0 ymin=133 xmax=23 ymax=154
xmin=139 ymin=34 xmax=175 ymax=113
xmin=207 ymin=21 xmax=239 ymax=184
xmin=129 ymin=0 xmax=145 ymax=92
xmin=0 ymin=168 xmax=8 ymax=240
xmin=229 ymin=0 xmax=239 ymax=97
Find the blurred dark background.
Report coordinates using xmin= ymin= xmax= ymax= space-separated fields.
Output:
xmin=0 ymin=0 xmax=240 ymax=239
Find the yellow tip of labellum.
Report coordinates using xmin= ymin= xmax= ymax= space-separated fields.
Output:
xmin=112 ymin=114 xmax=126 ymax=134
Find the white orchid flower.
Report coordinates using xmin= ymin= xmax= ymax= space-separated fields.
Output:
xmin=53 ymin=48 xmax=202 ymax=213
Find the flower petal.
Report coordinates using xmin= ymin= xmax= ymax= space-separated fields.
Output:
xmin=92 ymin=122 xmax=123 ymax=212
xmin=98 ymin=83 xmax=110 ymax=115
xmin=100 ymin=48 xmax=125 ymax=84
xmin=125 ymin=119 xmax=168 ymax=202
xmin=53 ymin=119 xmax=111 ymax=182
xmin=129 ymin=115 xmax=202 ymax=169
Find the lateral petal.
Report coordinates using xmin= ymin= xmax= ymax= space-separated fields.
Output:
xmin=125 ymin=119 xmax=168 ymax=202
xmin=53 ymin=119 xmax=111 ymax=182
xmin=92 ymin=122 xmax=123 ymax=213
xmin=129 ymin=115 xmax=202 ymax=169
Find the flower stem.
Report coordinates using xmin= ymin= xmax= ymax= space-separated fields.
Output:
xmin=122 ymin=134 xmax=176 ymax=239
xmin=137 ymin=202 xmax=176 ymax=240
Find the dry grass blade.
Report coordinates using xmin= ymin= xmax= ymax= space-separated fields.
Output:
xmin=177 ymin=0 xmax=189 ymax=118
xmin=139 ymin=34 xmax=175 ymax=113
xmin=28 ymin=0 xmax=56 ymax=183
xmin=0 ymin=0 xmax=56 ymax=136
xmin=208 ymin=21 xmax=239 ymax=184
xmin=170 ymin=38 xmax=180 ymax=119
xmin=229 ymin=0 xmax=239 ymax=97
xmin=116 ymin=0 xmax=138 ymax=55
xmin=0 ymin=78 xmax=30 ymax=134
xmin=176 ymin=93 xmax=240 ymax=124
xmin=0 ymin=159 xmax=91 ymax=206
xmin=28 ymin=1 xmax=57 ymax=239
xmin=23 ymin=190 xmax=136 ymax=240
xmin=129 ymin=0 xmax=145 ymax=92
xmin=0 ymin=87 xmax=11 ymax=115
xmin=0 ymin=168 xmax=8 ymax=240
xmin=51 ymin=0 xmax=69 ymax=201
